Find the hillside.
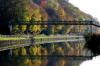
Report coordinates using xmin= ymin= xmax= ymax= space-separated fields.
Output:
xmin=0 ymin=0 xmax=94 ymax=35
xmin=0 ymin=0 xmax=95 ymax=66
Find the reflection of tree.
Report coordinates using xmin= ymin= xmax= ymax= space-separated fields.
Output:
xmin=47 ymin=46 xmax=65 ymax=66
xmin=41 ymin=48 xmax=48 ymax=66
xmin=65 ymin=42 xmax=85 ymax=56
xmin=29 ymin=45 xmax=42 ymax=66
xmin=66 ymin=26 xmax=74 ymax=34
xmin=55 ymin=58 xmax=65 ymax=66
xmin=65 ymin=42 xmax=74 ymax=55
xmin=0 ymin=0 xmax=94 ymax=66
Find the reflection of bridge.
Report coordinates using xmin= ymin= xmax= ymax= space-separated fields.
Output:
xmin=0 ymin=21 xmax=100 ymax=58
xmin=0 ymin=35 xmax=85 ymax=51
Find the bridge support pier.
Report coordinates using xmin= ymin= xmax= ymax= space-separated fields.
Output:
xmin=9 ymin=49 xmax=12 ymax=56
xmin=8 ymin=49 xmax=13 ymax=61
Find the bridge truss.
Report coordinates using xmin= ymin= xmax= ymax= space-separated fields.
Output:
xmin=0 ymin=20 xmax=100 ymax=61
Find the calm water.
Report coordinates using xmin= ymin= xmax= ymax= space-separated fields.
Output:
xmin=0 ymin=42 xmax=92 ymax=66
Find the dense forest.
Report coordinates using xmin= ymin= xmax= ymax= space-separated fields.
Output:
xmin=0 ymin=0 xmax=95 ymax=66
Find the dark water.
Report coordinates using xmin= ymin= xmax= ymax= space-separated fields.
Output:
xmin=0 ymin=42 xmax=92 ymax=66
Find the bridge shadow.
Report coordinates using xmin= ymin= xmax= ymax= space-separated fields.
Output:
xmin=0 ymin=22 xmax=11 ymax=65
xmin=0 ymin=50 xmax=13 ymax=66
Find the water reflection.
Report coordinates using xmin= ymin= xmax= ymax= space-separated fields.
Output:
xmin=40 ymin=41 xmax=92 ymax=66
xmin=0 ymin=41 xmax=92 ymax=66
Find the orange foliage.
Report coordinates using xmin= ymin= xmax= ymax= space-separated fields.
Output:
xmin=57 ymin=7 xmax=66 ymax=21
xmin=66 ymin=16 xmax=74 ymax=21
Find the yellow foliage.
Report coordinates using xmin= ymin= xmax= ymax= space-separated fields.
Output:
xmin=29 ymin=7 xmax=42 ymax=34
xmin=36 ymin=47 xmax=41 ymax=55
xmin=31 ymin=8 xmax=42 ymax=21
xmin=55 ymin=47 xmax=64 ymax=55
xmin=20 ymin=47 xmax=27 ymax=56
xmin=22 ymin=14 xmax=31 ymax=21
xmin=51 ymin=25 xmax=55 ymax=34
xmin=56 ymin=47 xmax=63 ymax=51
xmin=41 ymin=12 xmax=48 ymax=21
xmin=29 ymin=46 xmax=37 ymax=55
xmin=19 ymin=58 xmax=33 ymax=66
xmin=32 ymin=59 xmax=42 ymax=66
xmin=56 ymin=25 xmax=63 ymax=30
xmin=29 ymin=45 xmax=41 ymax=56
xmin=29 ymin=25 xmax=41 ymax=33
xmin=20 ymin=25 xmax=27 ymax=32
xmin=55 ymin=59 xmax=65 ymax=66
xmin=23 ymin=59 xmax=30 ymax=64
xmin=41 ymin=48 xmax=48 ymax=56
xmin=66 ymin=15 xmax=74 ymax=21
xmin=57 ymin=7 xmax=65 ymax=20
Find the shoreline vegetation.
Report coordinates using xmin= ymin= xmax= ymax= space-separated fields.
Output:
xmin=0 ymin=0 xmax=97 ymax=66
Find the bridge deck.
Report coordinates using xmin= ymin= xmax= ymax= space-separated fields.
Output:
xmin=0 ymin=35 xmax=85 ymax=51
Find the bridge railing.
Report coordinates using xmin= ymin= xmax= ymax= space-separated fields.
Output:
xmin=7 ymin=20 xmax=100 ymax=35
xmin=0 ymin=20 xmax=100 ymax=60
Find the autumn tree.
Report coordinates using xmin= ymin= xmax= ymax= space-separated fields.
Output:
xmin=29 ymin=7 xmax=42 ymax=34
xmin=29 ymin=45 xmax=42 ymax=66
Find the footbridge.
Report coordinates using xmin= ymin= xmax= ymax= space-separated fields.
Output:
xmin=0 ymin=35 xmax=85 ymax=51
xmin=0 ymin=21 xmax=100 ymax=57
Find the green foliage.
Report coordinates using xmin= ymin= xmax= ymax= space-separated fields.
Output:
xmin=12 ymin=25 xmax=19 ymax=34
xmin=0 ymin=0 xmax=96 ymax=66
xmin=13 ymin=0 xmax=32 ymax=22
xmin=47 ymin=0 xmax=59 ymax=10
xmin=12 ymin=49 xmax=19 ymax=57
